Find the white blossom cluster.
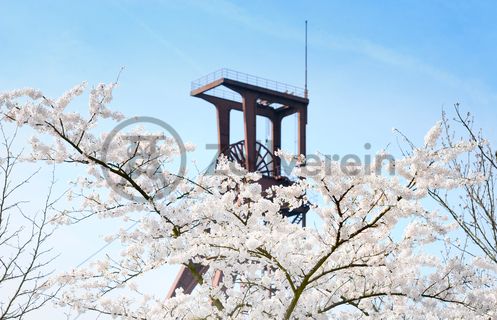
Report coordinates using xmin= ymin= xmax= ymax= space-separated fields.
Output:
xmin=1 ymin=84 xmax=496 ymax=319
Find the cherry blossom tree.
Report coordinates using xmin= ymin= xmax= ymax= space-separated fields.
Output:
xmin=0 ymin=83 xmax=496 ymax=319
xmin=429 ymin=105 xmax=497 ymax=264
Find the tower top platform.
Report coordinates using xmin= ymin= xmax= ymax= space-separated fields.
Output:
xmin=190 ymin=68 xmax=309 ymax=108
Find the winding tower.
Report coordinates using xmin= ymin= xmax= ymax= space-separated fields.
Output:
xmin=167 ymin=69 xmax=309 ymax=298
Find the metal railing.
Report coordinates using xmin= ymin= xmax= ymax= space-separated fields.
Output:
xmin=191 ymin=68 xmax=306 ymax=98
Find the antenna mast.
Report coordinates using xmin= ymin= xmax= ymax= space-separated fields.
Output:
xmin=304 ymin=20 xmax=308 ymax=98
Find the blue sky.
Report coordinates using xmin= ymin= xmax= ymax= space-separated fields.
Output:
xmin=1 ymin=1 xmax=497 ymax=318
xmin=2 ymin=0 xmax=496 ymax=156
